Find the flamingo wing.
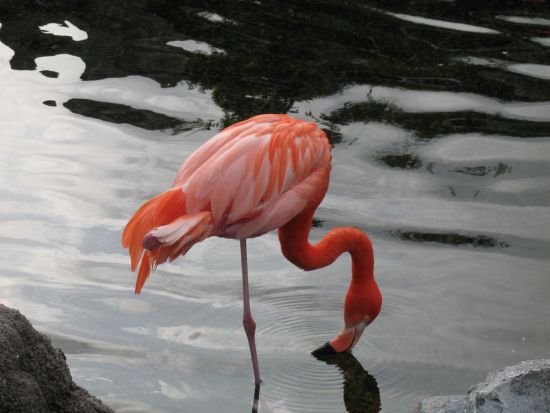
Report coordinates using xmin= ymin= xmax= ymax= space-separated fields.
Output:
xmin=173 ymin=115 xmax=332 ymax=238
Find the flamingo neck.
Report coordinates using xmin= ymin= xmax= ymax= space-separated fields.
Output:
xmin=278 ymin=209 xmax=381 ymax=327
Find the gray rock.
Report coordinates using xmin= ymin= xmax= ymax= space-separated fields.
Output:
xmin=414 ymin=395 xmax=469 ymax=413
xmin=0 ymin=304 xmax=114 ymax=413
xmin=468 ymin=359 xmax=550 ymax=413
xmin=414 ymin=359 xmax=550 ymax=413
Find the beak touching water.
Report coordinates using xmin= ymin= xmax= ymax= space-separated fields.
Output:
xmin=311 ymin=322 xmax=368 ymax=357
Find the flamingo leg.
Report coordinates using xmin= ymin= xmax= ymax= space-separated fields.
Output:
xmin=240 ymin=239 xmax=261 ymax=386
xmin=252 ymin=383 xmax=261 ymax=413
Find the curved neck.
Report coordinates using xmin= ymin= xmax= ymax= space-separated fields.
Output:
xmin=278 ymin=209 xmax=381 ymax=326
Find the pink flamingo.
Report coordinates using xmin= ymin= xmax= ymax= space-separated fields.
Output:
xmin=122 ymin=114 xmax=382 ymax=385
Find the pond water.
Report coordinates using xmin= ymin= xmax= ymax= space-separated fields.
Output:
xmin=1 ymin=1 xmax=550 ymax=412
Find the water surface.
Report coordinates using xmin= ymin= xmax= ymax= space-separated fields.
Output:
xmin=1 ymin=1 xmax=549 ymax=412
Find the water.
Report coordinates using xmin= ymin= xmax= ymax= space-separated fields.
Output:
xmin=1 ymin=1 xmax=549 ymax=412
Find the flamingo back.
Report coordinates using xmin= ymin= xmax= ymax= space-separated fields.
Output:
xmin=173 ymin=114 xmax=332 ymax=236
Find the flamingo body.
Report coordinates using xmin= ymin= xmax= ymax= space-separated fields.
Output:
xmin=122 ymin=114 xmax=381 ymax=383
xmin=123 ymin=114 xmax=331 ymax=291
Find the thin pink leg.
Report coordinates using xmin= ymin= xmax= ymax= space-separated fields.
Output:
xmin=240 ymin=239 xmax=261 ymax=385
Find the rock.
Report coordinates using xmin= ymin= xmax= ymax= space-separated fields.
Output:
xmin=414 ymin=395 xmax=468 ymax=413
xmin=469 ymin=359 xmax=550 ymax=413
xmin=414 ymin=359 xmax=550 ymax=413
xmin=0 ymin=304 xmax=114 ymax=413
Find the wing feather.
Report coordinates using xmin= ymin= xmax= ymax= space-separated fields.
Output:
xmin=170 ymin=114 xmax=331 ymax=238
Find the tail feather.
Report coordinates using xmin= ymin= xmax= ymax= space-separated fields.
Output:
xmin=134 ymin=212 xmax=213 ymax=293
xmin=124 ymin=193 xmax=214 ymax=294
xmin=136 ymin=252 xmax=152 ymax=294
xmin=122 ymin=189 xmax=187 ymax=271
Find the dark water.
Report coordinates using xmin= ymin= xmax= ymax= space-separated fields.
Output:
xmin=1 ymin=1 xmax=549 ymax=412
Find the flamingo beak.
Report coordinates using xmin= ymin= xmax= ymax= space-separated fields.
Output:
xmin=311 ymin=325 xmax=366 ymax=357
xmin=311 ymin=341 xmax=338 ymax=357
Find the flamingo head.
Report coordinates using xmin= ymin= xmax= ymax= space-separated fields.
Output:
xmin=312 ymin=288 xmax=382 ymax=357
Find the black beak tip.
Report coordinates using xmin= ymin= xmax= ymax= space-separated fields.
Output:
xmin=311 ymin=342 xmax=337 ymax=358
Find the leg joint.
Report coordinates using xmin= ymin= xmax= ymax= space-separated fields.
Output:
xmin=243 ymin=313 xmax=256 ymax=335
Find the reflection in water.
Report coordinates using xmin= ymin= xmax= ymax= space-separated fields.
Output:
xmin=63 ymin=98 xmax=203 ymax=132
xmin=39 ymin=20 xmax=88 ymax=41
xmin=323 ymin=100 xmax=550 ymax=140
xmin=378 ymin=153 xmax=423 ymax=170
xmin=392 ymin=230 xmax=510 ymax=249
xmin=2 ymin=0 xmax=550 ymax=124
xmin=380 ymin=11 xmax=499 ymax=34
xmin=252 ymin=383 xmax=260 ymax=413
xmin=314 ymin=353 xmax=381 ymax=413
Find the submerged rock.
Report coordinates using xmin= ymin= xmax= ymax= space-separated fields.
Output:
xmin=0 ymin=304 xmax=114 ymax=413
xmin=415 ymin=359 xmax=550 ymax=413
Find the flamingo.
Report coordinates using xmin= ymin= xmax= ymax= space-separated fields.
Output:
xmin=122 ymin=114 xmax=382 ymax=386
